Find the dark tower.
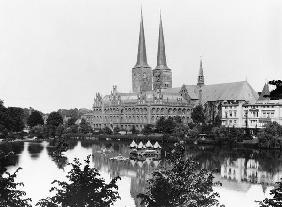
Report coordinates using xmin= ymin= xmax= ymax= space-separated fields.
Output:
xmin=197 ymin=59 xmax=205 ymax=87
xmin=153 ymin=14 xmax=172 ymax=90
xmin=132 ymin=10 xmax=152 ymax=93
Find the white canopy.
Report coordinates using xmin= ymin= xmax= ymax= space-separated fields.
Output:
xmin=153 ymin=141 xmax=162 ymax=149
xmin=130 ymin=140 xmax=137 ymax=148
xmin=145 ymin=140 xmax=153 ymax=148
xmin=137 ymin=141 xmax=144 ymax=149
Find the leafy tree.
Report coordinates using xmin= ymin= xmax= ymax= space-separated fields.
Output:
xmin=258 ymin=122 xmax=282 ymax=148
xmin=164 ymin=117 xmax=176 ymax=134
xmin=191 ymin=105 xmax=205 ymax=125
xmin=142 ymin=124 xmax=154 ymax=135
xmin=269 ymin=80 xmax=282 ymax=100
xmin=138 ymin=143 xmax=222 ymax=207
xmin=174 ymin=116 xmax=182 ymax=124
xmin=113 ymin=126 xmax=120 ymax=134
xmin=36 ymin=155 xmax=120 ymax=207
xmin=156 ymin=117 xmax=176 ymax=134
xmin=102 ymin=126 xmax=113 ymax=135
xmin=259 ymin=179 xmax=282 ymax=207
xmin=67 ymin=117 xmax=77 ymax=127
xmin=79 ymin=119 xmax=92 ymax=134
xmin=173 ymin=124 xmax=188 ymax=139
xmin=46 ymin=112 xmax=63 ymax=137
xmin=30 ymin=125 xmax=45 ymax=138
xmin=213 ymin=115 xmax=221 ymax=127
xmin=0 ymin=168 xmax=32 ymax=207
xmin=70 ymin=125 xmax=78 ymax=134
xmin=130 ymin=125 xmax=139 ymax=134
xmin=156 ymin=117 xmax=166 ymax=133
xmin=6 ymin=107 xmax=25 ymax=132
xmin=27 ymin=110 xmax=44 ymax=128
xmin=55 ymin=124 xmax=65 ymax=137
xmin=47 ymin=112 xmax=63 ymax=127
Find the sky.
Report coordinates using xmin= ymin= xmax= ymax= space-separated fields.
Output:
xmin=0 ymin=0 xmax=281 ymax=113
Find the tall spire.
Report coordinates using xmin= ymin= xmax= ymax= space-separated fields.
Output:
xmin=135 ymin=9 xmax=149 ymax=68
xmin=197 ymin=58 xmax=205 ymax=86
xmin=155 ymin=12 xmax=169 ymax=69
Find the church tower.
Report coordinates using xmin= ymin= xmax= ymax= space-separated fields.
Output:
xmin=153 ymin=14 xmax=172 ymax=90
xmin=132 ymin=10 xmax=152 ymax=93
xmin=197 ymin=59 xmax=205 ymax=87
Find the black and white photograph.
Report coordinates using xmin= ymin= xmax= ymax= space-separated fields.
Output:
xmin=0 ymin=0 xmax=281 ymax=206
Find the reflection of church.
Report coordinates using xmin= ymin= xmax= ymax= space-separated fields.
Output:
xmin=91 ymin=142 xmax=162 ymax=206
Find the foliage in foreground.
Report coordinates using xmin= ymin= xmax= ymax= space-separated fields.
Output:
xmin=36 ymin=155 xmax=121 ymax=207
xmin=0 ymin=168 xmax=32 ymax=207
xmin=138 ymin=143 xmax=223 ymax=207
xmin=259 ymin=179 xmax=282 ymax=207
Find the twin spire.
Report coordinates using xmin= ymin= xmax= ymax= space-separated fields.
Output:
xmin=135 ymin=10 xmax=168 ymax=69
xmin=135 ymin=9 xmax=149 ymax=68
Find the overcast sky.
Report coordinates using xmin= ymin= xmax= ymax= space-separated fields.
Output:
xmin=0 ymin=0 xmax=281 ymax=113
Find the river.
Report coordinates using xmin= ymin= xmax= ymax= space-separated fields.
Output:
xmin=1 ymin=139 xmax=280 ymax=207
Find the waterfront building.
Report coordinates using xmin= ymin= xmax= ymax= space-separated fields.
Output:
xmin=83 ymin=11 xmax=259 ymax=131
xmin=221 ymin=83 xmax=282 ymax=129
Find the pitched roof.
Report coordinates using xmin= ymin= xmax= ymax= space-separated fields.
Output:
xmin=200 ymin=81 xmax=259 ymax=104
xmin=164 ymin=81 xmax=258 ymax=104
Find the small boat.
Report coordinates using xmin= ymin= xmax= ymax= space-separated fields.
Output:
xmin=110 ymin=154 xmax=128 ymax=161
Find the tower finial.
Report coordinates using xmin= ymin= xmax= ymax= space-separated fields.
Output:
xmin=134 ymin=8 xmax=149 ymax=68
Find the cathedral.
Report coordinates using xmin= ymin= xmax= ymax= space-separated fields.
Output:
xmin=83 ymin=12 xmax=258 ymax=131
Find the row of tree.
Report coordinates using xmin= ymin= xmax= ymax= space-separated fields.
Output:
xmin=28 ymin=111 xmax=92 ymax=139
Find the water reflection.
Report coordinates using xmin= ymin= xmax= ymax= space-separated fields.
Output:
xmin=0 ymin=141 xmax=24 ymax=173
xmin=1 ymin=140 xmax=282 ymax=207
xmin=28 ymin=142 xmax=44 ymax=159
